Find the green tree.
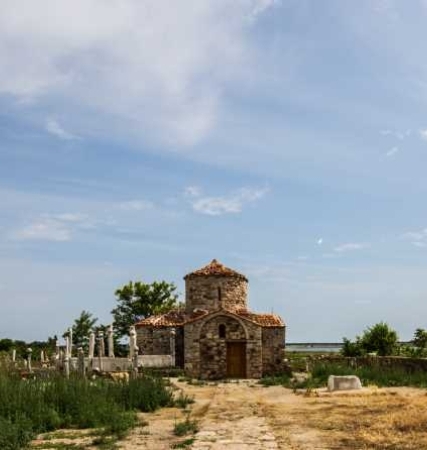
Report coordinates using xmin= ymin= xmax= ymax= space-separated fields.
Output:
xmin=413 ymin=328 xmax=427 ymax=349
xmin=70 ymin=310 xmax=98 ymax=351
xmin=342 ymin=322 xmax=399 ymax=357
xmin=360 ymin=322 xmax=399 ymax=356
xmin=341 ymin=337 xmax=364 ymax=357
xmin=112 ymin=280 xmax=179 ymax=338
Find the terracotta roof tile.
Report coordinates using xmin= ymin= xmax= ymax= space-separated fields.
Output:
xmin=235 ymin=310 xmax=285 ymax=327
xmin=184 ymin=259 xmax=247 ymax=281
xmin=135 ymin=308 xmax=284 ymax=328
xmin=135 ymin=309 xmax=208 ymax=328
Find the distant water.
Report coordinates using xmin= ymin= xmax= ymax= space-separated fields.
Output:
xmin=286 ymin=343 xmax=342 ymax=353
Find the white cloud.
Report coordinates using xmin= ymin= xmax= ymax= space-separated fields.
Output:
xmin=419 ymin=129 xmax=427 ymax=141
xmin=13 ymin=219 xmax=71 ymax=242
xmin=117 ymin=200 xmax=153 ymax=211
xmin=412 ymin=241 xmax=427 ymax=248
xmin=11 ymin=212 xmax=94 ymax=241
xmin=402 ymin=228 xmax=427 ymax=248
xmin=187 ymin=186 xmax=269 ymax=216
xmin=317 ymin=238 xmax=323 ymax=245
xmin=45 ymin=118 xmax=77 ymax=140
xmin=247 ymin=0 xmax=279 ymax=22
xmin=334 ymin=242 xmax=370 ymax=253
xmin=385 ymin=146 xmax=399 ymax=157
xmin=50 ymin=213 xmax=88 ymax=222
xmin=0 ymin=0 xmax=277 ymax=147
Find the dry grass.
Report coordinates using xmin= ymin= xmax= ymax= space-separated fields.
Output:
xmin=263 ymin=388 xmax=427 ymax=449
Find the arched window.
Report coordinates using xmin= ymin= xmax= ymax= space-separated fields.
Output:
xmin=219 ymin=324 xmax=226 ymax=338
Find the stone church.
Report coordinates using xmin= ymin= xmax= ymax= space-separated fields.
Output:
xmin=135 ymin=259 xmax=285 ymax=379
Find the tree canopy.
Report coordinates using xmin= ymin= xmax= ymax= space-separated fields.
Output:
xmin=413 ymin=328 xmax=427 ymax=349
xmin=68 ymin=310 xmax=98 ymax=352
xmin=342 ymin=322 xmax=399 ymax=357
xmin=111 ymin=280 xmax=179 ymax=338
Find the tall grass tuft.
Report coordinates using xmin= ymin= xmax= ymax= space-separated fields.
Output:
xmin=0 ymin=370 xmax=173 ymax=449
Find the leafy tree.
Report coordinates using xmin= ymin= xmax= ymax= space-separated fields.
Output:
xmin=342 ymin=322 xmax=399 ymax=357
xmin=341 ymin=337 xmax=364 ymax=357
xmin=0 ymin=339 xmax=14 ymax=353
xmin=360 ymin=322 xmax=399 ymax=356
xmin=413 ymin=328 xmax=427 ymax=349
xmin=112 ymin=280 xmax=179 ymax=338
xmin=69 ymin=310 xmax=98 ymax=352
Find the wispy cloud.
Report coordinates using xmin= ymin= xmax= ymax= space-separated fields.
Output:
xmin=45 ymin=118 xmax=78 ymax=140
xmin=401 ymin=228 xmax=427 ymax=248
xmin=380 ymin=129 xmax=411 ymax=140
xmin=11 ymin=212 xmax=93 ymax=241
xmin=12 ymin=219 xmax=71 ymax=242
xmin=385 ymin=146 xmax=399 ymax=158
xmin=117 ymin=200 xmax=153 ymax=211
xmin=185 ymin=186 xmax=269 ymax=216
xmin=419 ymin=129 xmax=427 ymax=141
xmin=247 ymin=0 xmax=280 ymax=23
xmin=334 ymin=242 xmax=370 ymax=253
xmin=0 ymin=1 xmax=277 ymax=147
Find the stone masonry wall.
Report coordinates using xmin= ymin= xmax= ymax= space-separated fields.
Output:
xmin=262 ymin=327 xmax=286 ymax=376
xmin=184 ymin=314 xmax=263 ymax=379
xmin=136 ymin=327 xmax=171 ymax=355
xmin=185 ymin=276 xmax=248 ymax=313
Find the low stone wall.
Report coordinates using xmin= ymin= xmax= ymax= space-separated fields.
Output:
xmin=66 ymin=355 xmax=173 ymax=372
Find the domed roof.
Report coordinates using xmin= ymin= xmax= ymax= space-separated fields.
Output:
xmin=184 ymin=259 xmax=248 ymax=281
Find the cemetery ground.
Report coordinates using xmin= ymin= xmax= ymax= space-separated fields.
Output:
xmin=29 ymin=378 xmax=427 ymax=450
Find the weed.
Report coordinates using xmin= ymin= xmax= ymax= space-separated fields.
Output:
xmin=172 ymin=437 xmax=196 ymax=448
xmin=173 ymin=415 xmax=199 ymax=437
xmin=174 ymin=391 xmax=195 ymax=409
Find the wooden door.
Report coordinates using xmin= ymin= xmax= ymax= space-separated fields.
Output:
xmin=226 ymin=342 xmax=246 ymax=378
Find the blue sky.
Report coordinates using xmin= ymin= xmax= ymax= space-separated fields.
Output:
xmin=1 ymin=0 xmax=427 ymax=342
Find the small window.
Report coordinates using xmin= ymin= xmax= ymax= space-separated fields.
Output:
xmin=218 ymin=286 xmax=222 ymax=302
xmin=219 ymin=324 xmax=226 ymax=338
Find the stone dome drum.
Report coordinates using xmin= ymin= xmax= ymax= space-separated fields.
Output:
xmin=184 ymin=259 xmax=248 ymax=313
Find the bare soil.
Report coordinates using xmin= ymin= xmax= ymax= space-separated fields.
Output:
xmin=32 ymin=380 xmax=427 ymax=450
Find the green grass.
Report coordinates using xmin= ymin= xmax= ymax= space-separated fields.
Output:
xmin=173 ymin=415 xmax=199 ymax=437
xmin=0 ymin=370 xmax=174 ymax=449
xmin=260 ymin=361 xmax=427 ymax=390
xmin=174 ymin=391 xmax=195 ymax=409
xmin=309 ymin=362 xmax=427 ymax=388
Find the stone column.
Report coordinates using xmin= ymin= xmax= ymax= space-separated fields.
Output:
xmin=77 ymin=347 xmax=85 ymax=377
xmin=65 ymin=336 xmax=70 ymax=359
xmin=68 ymin=328 xmax=73 ymax=358
xmin=107 ymin=324 xmax=115 ymax=358
xmin=129 ymin=326 xmax=136 ymax=360
xmin=88 ymin=332 xmax=95 ymax=359
xmin=55 ymin=339 xmax=60 ymax=360
xmin=98 ymin=331 xmax=105 ymax=357
xmin=170 ymin=328 xmax=176 ymax=367
xmin=40 ymin=350 xmax=45 ymax=364
xmin=11 ymin=349 xmax=16 ymax=362
xmin=26 ymin=348 xmax=32 ymax=372
xmin=97 ymin=331 xmax=104 ymax=371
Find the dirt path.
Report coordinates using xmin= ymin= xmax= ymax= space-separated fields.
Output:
xmin=118 ymin=380 xmax=366 ymax=449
